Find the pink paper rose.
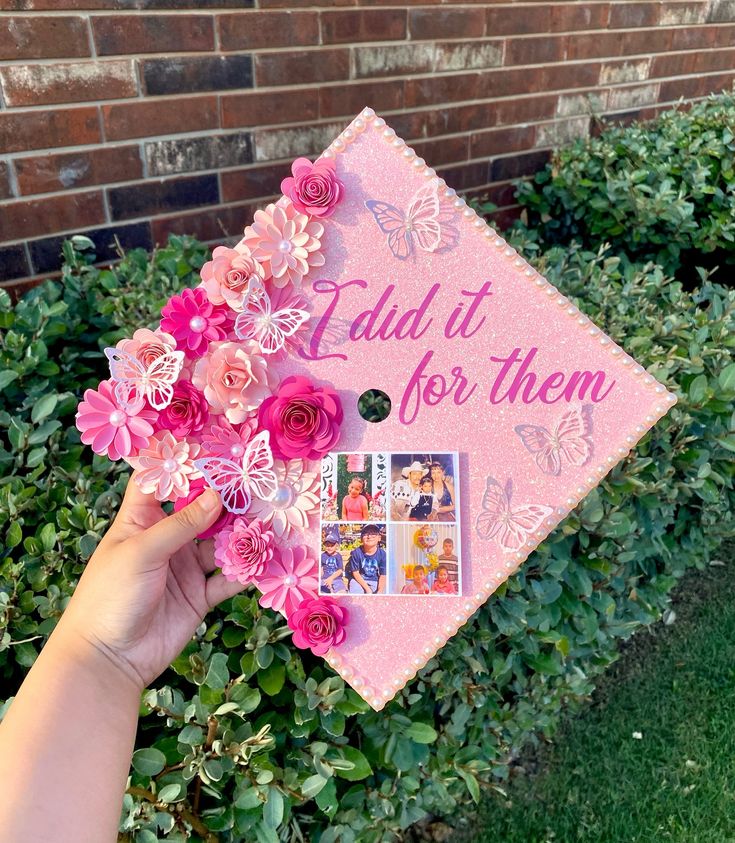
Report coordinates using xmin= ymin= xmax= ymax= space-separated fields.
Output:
xmin=281 ymin=157 xmax=344 ymax=218
xmin=193 ymin=341 xmax=274 ymax=425
xmin=258 ymin=375 xmax=343 ymax=460
xmin=287 ymin=595 xmax=348 ymax=656
xmin=116 ymin=327 xmax=177 ymax=368
xmin=173 ymin=478 xmax=236 ymax=540
xmin=200 ymin=245 xmax=265 ymax=312
xmin=155 ymin=380 xmax=209 ymax=438
xmin=214 ymin=517 xmax=274 ymax=584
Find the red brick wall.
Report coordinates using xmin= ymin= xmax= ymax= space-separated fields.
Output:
xmin=2 ymin=1 xmax=735 ymax=290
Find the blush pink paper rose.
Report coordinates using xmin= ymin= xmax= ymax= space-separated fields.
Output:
xmin=200 ymin=245 xmax=265 ymax=312
xmin=280 ymin=156 xmax=344 ymax=218
xmin=215 ymin=517 xmax=274 ymax=584
xmin=173 ymin=478 xmax=236 ymax=540
xmin=254 ymin=545 xmax=319 ymax=616
xmin=193 ymin=341 xmax=274 ymax=425
xmin=288 ymin=596 xmax=348 ymax=656
xmin=75 ymin=379 xmax=156 ymax=461
xmin=155 ymin=380 xmax=209 ymax=438
xmin=258 ymin=375 xmax=343 ymax=460
xmin=116 ymin=327 xmax=177 ymax=367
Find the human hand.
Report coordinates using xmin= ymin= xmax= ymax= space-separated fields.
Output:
xmin=58 ymin=474 xmax=244 ymax=691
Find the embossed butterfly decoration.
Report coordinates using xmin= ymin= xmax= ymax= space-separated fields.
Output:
xmin=234 ymin=277 xmax=310 ymax=355
xmin=475 ymin=477 xmax=553 ymax=553
xmin=365 ymin=182 xmax=457 ymax=260
xmin=193 ymin=430 xmax=278 ymax=515
xmin=514 ymin=405 xmax=593 ymax=476
xmin=104 ymin=347 xmax=184 ymax=412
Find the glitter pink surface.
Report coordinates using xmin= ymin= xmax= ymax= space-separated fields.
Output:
xmin=278 ymin=108 xmax=677 ymax=710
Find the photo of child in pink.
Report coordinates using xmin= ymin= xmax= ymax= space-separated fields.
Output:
xmin=430 ymin=565 xmax=456 ymax=594
xmin=401 ymin=565 xmax=430 ymax=595
xmin=342 ymin=476 xmax=369 ymax=521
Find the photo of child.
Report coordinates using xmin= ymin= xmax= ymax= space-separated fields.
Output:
xmin=408 ymin=476 xmax=438 ymax=521
xmin=431 ymin=565 xmax=456 ymax=594
xmin=388 ymin=522 xmax=462 ymax=595
xmin=342 ymin=476 xmax=369 ymax=521
xmin=320 ymin=526 xmax=345 ymax=594
xmin=390 ymin=454 xmax=459 ymax=523
xmin=321 ymin=453 xmax=387 ymax=522
xmin=436 ymin=537 xmax=459 ymax=588
xmin=347 ymin=523 xmax=387 ymax=594
xmin=400 ymin=564 xmax=430 ymax=594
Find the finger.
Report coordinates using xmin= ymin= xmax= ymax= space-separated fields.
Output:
xmin=205 ymin=572 xmax=247 ymax=610
xmin=196 ymin=539 xmax=218 ymax=575
xmin=109 ymin=473 xmax=165 ymax=543
xmin=135 ymin=489 xmax=222 ymax=561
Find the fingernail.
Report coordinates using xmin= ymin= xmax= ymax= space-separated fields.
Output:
xmin=199 ymin=489 xmax=221 ymax=512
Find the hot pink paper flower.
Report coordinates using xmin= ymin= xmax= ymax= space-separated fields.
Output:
xmin=135 ymin=431 xmax=200 ymax=501
xmin=247 ymin=458 xmax=319 ymax=540
xmin=200 ymin=416 xmax=257 ymax=459
xmin=258 ymin=375 xmax=343 ymax=460
xmin=254 ymin=545 xmax=319 ymax=616
xmin=281 ymin=156 xmax=344 ymax=218
xmin=200 ymin=245 xmax=265 ymax=312
xmin=116 ymin=327 xmax=177 ymax=367
xmin=155 ymin=380 xmax=209 ymax=438
xmin=288 ymin=596 xmax=348 ymax=656
xmin=76 ymin=379 xmax=156 ymax=462
xmin=173 ymin=477 xmax=236 ymax=540
xmin=238 ymin=198 xmax=324 ymax=289
xmin=215 ymin=517 xmax=274 ymax=584
xmin=161 ymin=287 xmax=228 ymax=358
xmin=193 ymin=341 xmax=274 ymax=425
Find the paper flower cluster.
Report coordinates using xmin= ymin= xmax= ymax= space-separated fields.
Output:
xmin=75 ymin=160 xmax=348 ymax=655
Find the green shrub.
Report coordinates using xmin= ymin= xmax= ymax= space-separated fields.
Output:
xmin=514 ymin=90 xmax=735 ymax=281
xmin=1 ymin=235 xmax=734 ymax=842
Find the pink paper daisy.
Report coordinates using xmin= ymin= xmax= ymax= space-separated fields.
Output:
xmin=215 ymin=517 xmax=275 ymax=585
xmin=238 ymin=198 xmax=324 ymax=289
xmin=161 ymin=287 xmax=228 ymax=358
xmin=75 ymin=379 xmax=156 ymax=462
xmin=200 ymin=416 xmax=257 ymax=459
xmin=254 ymin=545 xmax=319 ymax=616
xmin=134 ymin=430 xmax=201 ymax=501
xmin=247 ymin=459 xmax=320 ymax=540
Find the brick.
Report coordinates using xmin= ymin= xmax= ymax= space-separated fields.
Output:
xmin=354 ymin=43 xmax=434 ymax=78
xmin=567 ymin=28 xmax=673 ymax=60
xmin=321 ymin=9 xmax=406 ymax=43
xmin=608 ymin=2 xmax=659 ymax=29
xmin=486 ymin=6 xmax=551 ymax=36
xmin=103 ymin=96 xmax=218 ymax=141
xmin=93 ymin=14 xmax=214 ymax=55
xmin=222 ymin=89 xmax=319 ymax=128
xmin=258 ymin=0 xmax=352 ymax=8
xmin=411 ymin=134 xmax=469 ymax=167
xmin=221 ymin=161 xmax=292 ymax=202
xmin=219 ymin=11 xmax=319 ymax=50
xmin=659 ymin=2 xmax=705 ymax=26
xmin=436 ymin=160 xmax=489 ymax=192
xmin=505 ymin=35 xmax=565 ymax=66
xmin=142 ymin=55 xmax=252 ymax=96
xmin=1 ymin=15 xmax=90 ymax=60
xmin=0 ymin=163 xmax=12 ymax=200
xmin=694 ymin=48 xmax=735 ymax=73
xmin=0 ymin=107 xmax=100 ymax=154
xmin=549 ymin=3 xmax=610 ymax=31
xmin=15 ymin=146 xmax=143 ymax=195
xmin=477 ymin=180 xmax=520 ymax=207
xmin=319 ymin=79 xmax=403 ymax=118
xmin=435 ymin=40 xmax=503 ymax=72
xmin=1 ymin=60 xmax=136 ymax=107
xmin=708 ymin=0 xmax=735 ymax=22
xmin=395 ymin=102 xmax=496 ymax=138
xmin=490 ymin=149 xmax=550 ymax=182
xmin=409 ymin=7 xmax=485 ymax=39
xmin=607 ymin=83 xmax=660 ymax=112
xmin=494 ymin=94 xmax=558 ymax=125
xmin=470 ymin=125 xmax=536 ymax=159
xmin=669 ymin=25 xmax=729 ymax=51
xmin=151 ymin=201 xmax=263 ymax=247
xmin=649 ymin=52 xmax=698 ymax=77
xmin=253 ymin=121 xmax=345 ymax=162
xmin=108 ymin=175 xmax=219 ymax=221
xmin=0 ymin=245 xmax=30 ymax=283
xmin=145 ymin=132 xmax=253 ymax=177
xmin=660 ymin=72 xmax=735 ymax=102
xmin=255 ymin=48 xmax=349 ymax=86
xmin=489 ymin=205 xmax=522 ymax=230
xmin=7 ymin=0 xmax=251 ymax=8
xmin=535 ymin=116 xmax=590 ymax=148
xmin=404 ymin=71 xmax=484 ymax=108
xmin=599 ymin=59 xmax=651 ymax=85
xmin=0 ymin=190 xmax=105 ymax=242
xmin=28 ymin=221 xmax=153 ymax=274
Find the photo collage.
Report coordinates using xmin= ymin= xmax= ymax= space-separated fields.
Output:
xmin=320 ymin=452 xmax=462 ymax=596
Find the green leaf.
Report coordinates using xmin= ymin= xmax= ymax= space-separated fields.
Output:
xmin=405 ymin=722 xmax=438 ymax=744
xmin=31 ymin=394 xmax=58 ymax=424
xmin=229 ymin=683 xmax=261 ymax=714
xmin=157 ymin=782 xmax=186 ymax=803
xmin=258 ymin=662 xmax=285 ymax=696
xmin=205 ymin=652 xmax=230 ymax=690
xmin=688 ymin=374 xmax=708 ymax=404
xmin=132 ymin=747 xmax=166 ymax=777
xmin=302 ymin=774 xmax=329 ymax=798
xmin=335 ymin=746 xmax=373 ymax=781
xmin=315 ymin=776 xmax=338 ymax=818
xmin=719 ymin=362 xmax=735 ymax=393
xmin=39 ymin=522 xmax=56 ymax=553
xmin=262 ymin=786 xmax=284 ymax=829
xmin=6 ymin=521 xmax=22 ymax=549
xmin=0 ymin=371 xmax=18 ymax=390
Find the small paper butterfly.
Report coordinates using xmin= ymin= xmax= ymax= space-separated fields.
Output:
xmin=475 ymin=477 xmax=553 ymax=553
xmin=193 ymin=430 xmax=278 ymax=514
xmin=234 ymin=278 xmax=310 ymax=355
xmin=365 ymin=182 xmax=444 ymax=260
xmin=104 ymin=346 xmax=184 ymax=412
xmin=514 ymin=406 xmax=593 ymax=476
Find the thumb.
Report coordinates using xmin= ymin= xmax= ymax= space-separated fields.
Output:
xmin=136 ymin=489 xmax=222 ymax=559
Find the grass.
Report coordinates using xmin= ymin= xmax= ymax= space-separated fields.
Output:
xmin=454 ymin=553 xmax=735 ymax=843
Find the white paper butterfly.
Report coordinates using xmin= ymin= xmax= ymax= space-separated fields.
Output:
xmin=193 ymin=431 xmax=278 ymax=514
xmin=365 ymin=182 xmax=445 ymax=260
xmin=514 ymin=406 xmax=593 ymax=476
xmin=104 ymin=347 xmax=184 ymax=411
xmin=234 ymin=278 xmax=310 ymax=354
xmin=475 ymin=477 xmax=553 ymax=553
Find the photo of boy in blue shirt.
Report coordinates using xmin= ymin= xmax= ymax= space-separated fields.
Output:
xmin=320 ymin=526 xmax=345 ymax=593
xmin=348 ymin=524 xmax=387 ymax=594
